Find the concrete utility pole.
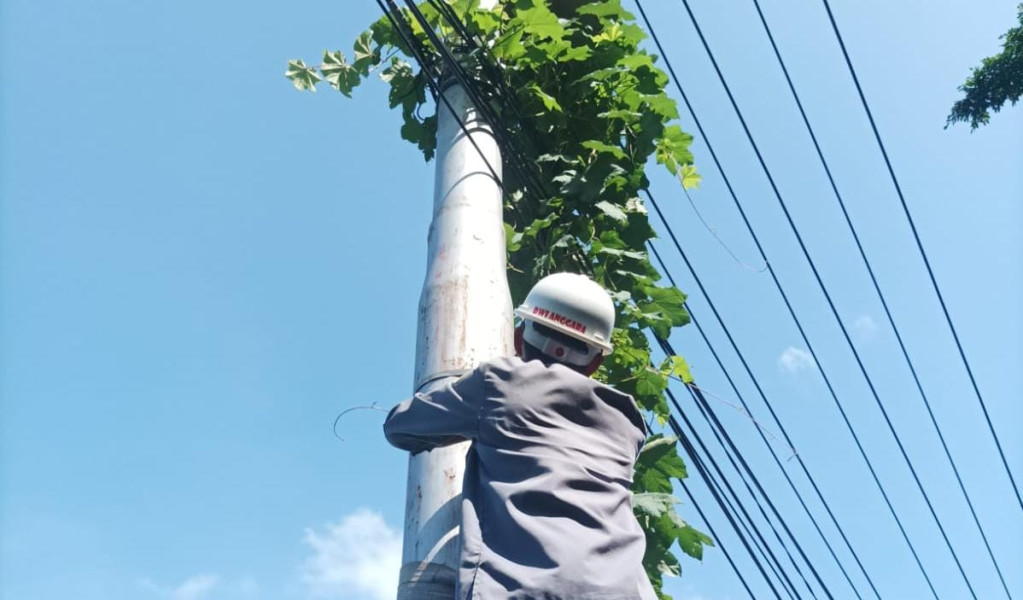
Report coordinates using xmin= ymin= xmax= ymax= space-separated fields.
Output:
xmin=397 ymin=10 xmax=511 ymax=598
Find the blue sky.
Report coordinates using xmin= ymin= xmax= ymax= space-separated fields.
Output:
xmin=1 ymin=1 xmax=1020 ymax=599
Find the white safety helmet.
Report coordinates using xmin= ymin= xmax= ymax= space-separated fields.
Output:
xmin=514 ymin=272 xmax=616 ymax=367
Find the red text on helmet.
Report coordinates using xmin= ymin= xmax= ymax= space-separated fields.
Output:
xmin=532 ymin=306 xmax=587 ymax=333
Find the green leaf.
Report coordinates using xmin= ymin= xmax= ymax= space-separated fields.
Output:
xmin=321 ymin=50 xmax=361 ymax=97
xmin=505 ymin=223 xmax=523 ymax=253
xmin=634 ymin=434 xmax=687 ymax=493
xmin=658 ymin=552 xmax=682 ymax=577
xmin=643 ymin=94 xmax=680 ymax=120
xmin=633 ymin=492 xmax=680 ymax=518
xmin=680 ymin=163 xmax=701 ymax=190
xmin=400 ymin=114 xmax=437 ymax=162
xmin=529 ymin=83 xmax=562 ymax=112
xmin=655 ymin=125 xmax=695 ymax=175
xmin=619 ymin=52 xmax=656 ymax=72
xmin=492 ymin=26 xmax=526 ymax=60
xmin=576 ymin=0 xmax=633 ymax=20
xmin=635 ymin=368 xmax=667 ymax=404
xmin=592 ymin=21 xmax=624 ymax=43
xmin=677 ymin=523 xmax=714 ymax=560
xmin=599 ymin=108 xmax=643 ymax=123
xmin=581 ymin=140 xmax=627 ymax=160
xmin=352 ymin=30 xmax=379 ymax=74
xmin=595 ymin=200 xmax=628 ymax=223
xmin=381 ymin=59 xmax=416 ymax=108
xmin=638 ymin=286 xmax=689 ymax=338
xmin=285 ymin=59 xmax=322 ymax=91
xmin=516 ymin=2 xmax=564 ymax=42
xmin=660 ymin=355 xmax=693 ymax=384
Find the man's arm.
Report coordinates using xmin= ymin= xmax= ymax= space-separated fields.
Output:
xmin=383 ymin=365 xmax=487 ymax=454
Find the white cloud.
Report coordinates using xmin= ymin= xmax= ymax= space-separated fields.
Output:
xmin=300 ymin=509 xmax=402 ymax=600
xmin=138 ymin=574 xmax=220 ymax=600
xmin=852 ymin=314 xmax=878 ymax=339
xmin=778 ymin=346 xmax=816 ymax=373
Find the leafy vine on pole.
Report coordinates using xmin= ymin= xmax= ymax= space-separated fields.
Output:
xmin=288 ymin=1 xmax=712 ymax=596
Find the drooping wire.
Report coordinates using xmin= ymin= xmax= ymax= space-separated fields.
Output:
xmin=404 ymin=0 xmax=546 ymax=210
xmin=667 ymin=413 xmax=786 ymax=600
xmin=745 ymin=0 xmax=1013 ymax=595
xmin=682 ymin=185 xmax=767 ymax=273
xmin=669 ymin=0 xmax=979 ymax=594
xmin=683 ymin=388 xmax=815 ymax=600
xmin=658 ymin=337 xmax=832 ymax=600
xmin=404 ymin=0 xmax=555 ymax=213
xmin=668 ymin=368 xmax=822 ymax=600
xmin=817 ymin=0 xmax=1023 ymax=515
xmin=332 ymin=404 xmax=390 ymax=441
xmin=386 ymin=0 xmax=542 ymax=220
xmin=648 ymin=240 xmax=864 ymax=599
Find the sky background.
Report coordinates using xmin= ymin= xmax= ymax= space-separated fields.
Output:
xmin=1 ymin=1 xmax=1021 ymax=599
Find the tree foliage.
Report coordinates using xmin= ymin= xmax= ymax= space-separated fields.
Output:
xmin=947 ymin=3 xmax=1023 ymax=130
xmin=288 ymin=1 xmax=712 ymax=595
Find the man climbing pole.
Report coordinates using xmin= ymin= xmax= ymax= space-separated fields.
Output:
xmin=385 ymin=272 xmax=658 ymax=600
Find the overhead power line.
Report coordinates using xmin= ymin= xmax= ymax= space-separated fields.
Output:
xmin=817 ymin=0 xmax=1023 ymax=515
xmin=633 ymin=0 xmax=925 ymax=594
xmin=646 ymin=200 xmax=883 ymax=600
xmin=667 ymin=412 xmax=786 ymax=600
xmin=744 ymin=0 xmax=1013 ymax=595
xmin=669 ymin=395 xmax=810 ymax=600
xmin=641 ymin=0 xmax=981 ymax=594
xmin=675 ymin=471 xmax=759 ymax=600
xmin=657 ymin=335 xmax=835 ymax=600
xmin=648 ymin=243 xmax=868 ymax=600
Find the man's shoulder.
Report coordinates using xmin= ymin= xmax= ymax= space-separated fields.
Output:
xmin=480 ymin=356 xmax=633 ymax=400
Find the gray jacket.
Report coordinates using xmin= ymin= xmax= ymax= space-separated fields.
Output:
xmin=384 ymin=355 xmax=657 ymax=600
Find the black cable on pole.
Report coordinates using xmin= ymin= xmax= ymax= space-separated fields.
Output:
xmin=378 ymin=1 xmax=503 ymax=190
xmin=817 ymin=0 xmax=1023 ymax=515
xmin=670 ymin=0 xmax=979 ymax=594
xmin=425 ymin=0 xmax=535 ymax=138
xmin=400 ymin=0 xmax=601 ymax=278
xmin=648 ymin=242 xmax=866 ymax=600
xmin=676 ymin=473 xmax=758 ymax=600
xmin=398 ymin=0 xmax=550 ymax=214
xmin=668 ymin=414 xmax=785 ymax=600
xmin=746 ymin=1 xmax=1013 ymax=595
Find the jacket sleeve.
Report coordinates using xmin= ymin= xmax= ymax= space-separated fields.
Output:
xmin=383 ymin=365 xmax=488 ymax=454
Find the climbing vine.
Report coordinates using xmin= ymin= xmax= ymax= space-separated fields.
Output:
xmin=288 ymin=1 xmax=711 ymax=595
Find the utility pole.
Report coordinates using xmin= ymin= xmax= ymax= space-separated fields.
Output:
xmin=397 ymin=12 xmax=511 ymax=598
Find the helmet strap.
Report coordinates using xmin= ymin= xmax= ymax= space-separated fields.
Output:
xmin=581 ymin=354 xmax=604 ymax=377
